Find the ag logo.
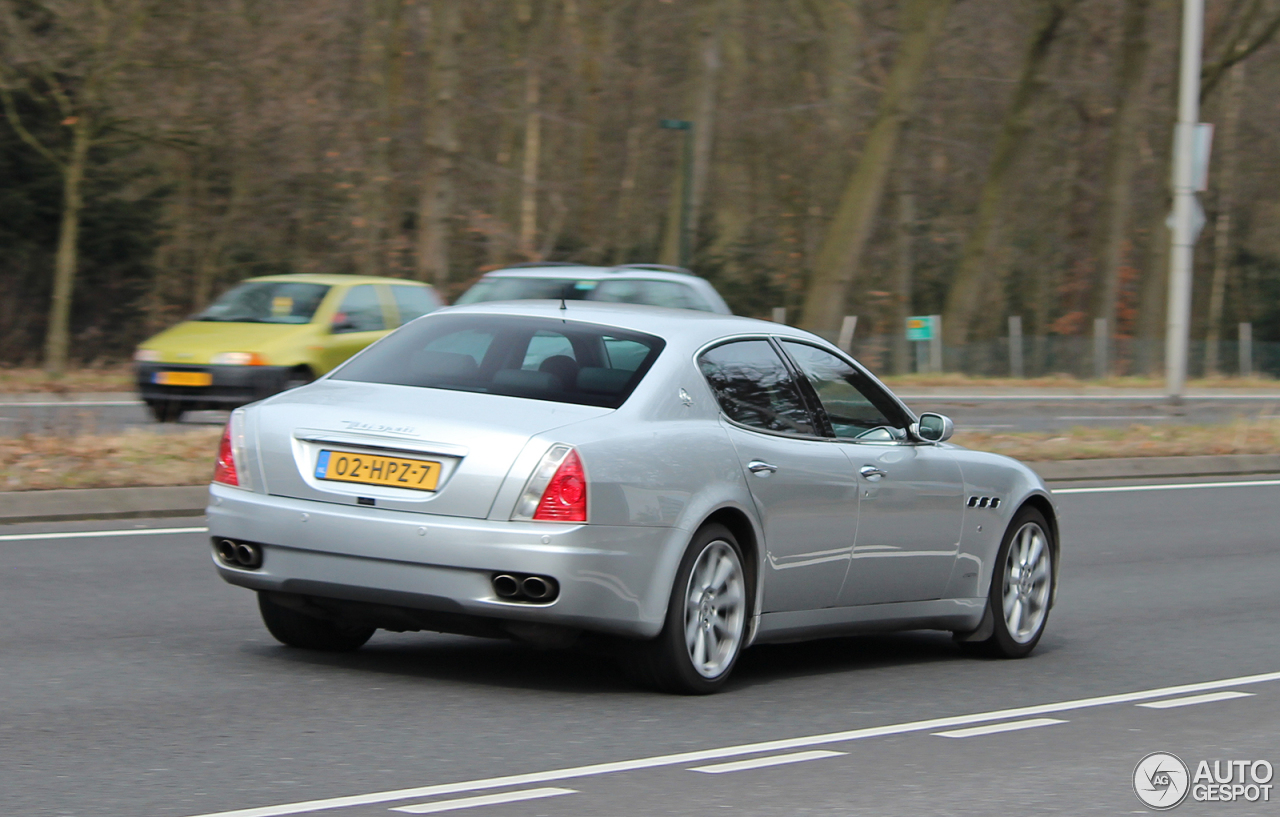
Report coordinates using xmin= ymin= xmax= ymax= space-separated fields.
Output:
xmin=1134 ymin=752 xmax=1191 ymax=810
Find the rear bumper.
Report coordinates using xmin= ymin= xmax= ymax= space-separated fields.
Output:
xmin=136 ymin=363 xmax=294 ymax=408
xmin=207 ymin=484 xmax=686 ymax=639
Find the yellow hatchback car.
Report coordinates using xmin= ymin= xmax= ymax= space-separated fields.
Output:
xmin=134 ymin=274 xmax=442 ymax=422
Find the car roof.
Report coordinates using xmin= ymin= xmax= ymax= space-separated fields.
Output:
xmin=243 ymin=273 xmax=435 ymax=287
xmin=480 ymin=264 xmax=705 ymax=283
xmin=434 ymin=300 xmax=820 ymax=350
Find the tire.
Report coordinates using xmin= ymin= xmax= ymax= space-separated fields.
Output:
xmin=968 ymin=507 xmax=1054 ymax=658
xmin=258 ymin=592 xmax=375 ymax=652
xmin=283 ymin=366 xmax=314 ymax=391
xmin=624 ymin=524 xmax=749 ymax=694
xmin=147 ymin=400 xmax=184 ymax=423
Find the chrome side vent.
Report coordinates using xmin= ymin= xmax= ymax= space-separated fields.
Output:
xmin=967 ymin=496 xmax=1002 ymax=508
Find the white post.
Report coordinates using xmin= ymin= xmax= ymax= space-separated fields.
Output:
xmin=929 ymin=314 xmax=943 ymax=373
xmin=1165 ymin=0 xmax=1205 ymax=402
xmin=1008 ymin=315 xmax=1024 ymax=378
xmin=771 ymin=307 xmax=786 ymax=324
xmin=837 ymin=315 xmax=858 ymax=353
xmin=1093 ymin=317 xmax=1109 ymax=380
xmin=1239 ymin=322 xmax=1252 ymax=377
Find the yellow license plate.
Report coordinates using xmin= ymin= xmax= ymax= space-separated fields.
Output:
xmin=314 ymin=450 xmax=441 ymax=491
xmin=153 ymin=371 xmax=213 ymax=387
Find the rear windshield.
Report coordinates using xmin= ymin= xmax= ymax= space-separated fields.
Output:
xmin=454 ymin=277 xmax=598 ymax=305
xmin=588 ymin=279 xmax=713 ymax=312
xmin=332 ymin=314 xmax=665 ymax=409
xmin=196 ymin=281 xmax=329 ymax=324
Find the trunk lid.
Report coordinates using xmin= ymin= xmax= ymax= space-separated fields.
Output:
xmin=253 ymin=380 xmax=610 ymax=518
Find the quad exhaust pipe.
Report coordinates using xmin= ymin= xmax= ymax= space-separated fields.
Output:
xmin=491 ymin=572 xmax=558 ymax=603
xmin=214 ymin=538 xmax=263 ymax=569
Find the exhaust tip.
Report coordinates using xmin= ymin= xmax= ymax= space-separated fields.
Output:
xmin=521 ymin=576 xmax=552 ymax=600
xmin=215 ymin=539 xmax=238 ymax=564
xmin=492 ymin=574 xmax=521 ymax=598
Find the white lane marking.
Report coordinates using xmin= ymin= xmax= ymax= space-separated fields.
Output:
xmin=897 ymin=394 xmax=1280 ymax=401
xmin=0 ymin=526 xmax=207 ymax=542
xmin=1137 ymin=690 xmax=1255 ymax=709
xmin=1055 ymin=415 xmax=1167 ymax=420
xmin=690 ymin=750 xmax=845 ymax=774
xmin=1055 ymin=479 xmax=1280 ymax=495
xmin=933 ymin=718 xmax=1066 ymax=738
xmin=182 ymin=669 xmax=1280 ymax=817
xmin=0 ymin=400 xmax=142 ymax=407
xmin=390 ymin=789 xmax=575 ymax=815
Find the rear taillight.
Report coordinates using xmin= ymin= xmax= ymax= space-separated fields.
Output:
xmin=513 ymin=445 xmax=587 ymax=523
xmin=213 ymin=423 xmax=238 ymax=486
xmin=213 ymin=409 xmax=250 ymax=489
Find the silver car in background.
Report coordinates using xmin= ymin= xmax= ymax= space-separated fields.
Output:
xmin=208 ymin=302 xmax=1058 ymax=693
xmin=455 ymin=263 xmax=733 ymax=314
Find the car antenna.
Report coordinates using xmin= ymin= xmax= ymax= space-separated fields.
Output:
xmin=559 ymin=283 xmax=568 ymax=313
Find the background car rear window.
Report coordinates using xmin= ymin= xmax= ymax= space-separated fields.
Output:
xmin=332 ymin=314 xmax=664 ymax=409
xmin=331 ymin=285 xmax=386 ymax=333
xmin=588 ymin=279 xmax=712 ymax=311
xmin=697 ymin=340 xmax=816 ymax=436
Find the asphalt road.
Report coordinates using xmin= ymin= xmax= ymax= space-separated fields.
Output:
xmin=4 ymin=480 xmax=1280 ymax=816
xmin=4 ymin=394 xmax=1280 ymax=436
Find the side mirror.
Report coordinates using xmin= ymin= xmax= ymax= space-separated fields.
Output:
xmin=913 ymin=412 xmax=954 ymax=443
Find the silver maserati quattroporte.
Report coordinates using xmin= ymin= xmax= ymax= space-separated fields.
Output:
xmin=208 ymin=301 xmax=1058 ymax=693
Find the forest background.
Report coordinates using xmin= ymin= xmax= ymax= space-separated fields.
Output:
xmin=4 ymin=0 xmax=1280 ymax=378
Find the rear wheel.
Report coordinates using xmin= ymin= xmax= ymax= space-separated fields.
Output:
xmin=967 ymin=507 xmax=1054 ymax=658
xmin=146 ymin=400 xmax=184 ymax=423
xmin=258 ymin=593 xmax=374 ymax=652
xmin=624 ymin=524 xmax=748 ymax=694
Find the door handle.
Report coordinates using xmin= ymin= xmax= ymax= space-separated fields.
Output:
xmin=860 ymin=465 xmax=887 ymax=480
xmin=748 ymin=460 xmax=778 ymax=476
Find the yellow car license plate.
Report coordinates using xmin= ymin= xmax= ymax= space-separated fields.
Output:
xmin=314 ymin=450 xmax=441 ymax=491
xmin=153 ymin=371 xmax=213 ymax=387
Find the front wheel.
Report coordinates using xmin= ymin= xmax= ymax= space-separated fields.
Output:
xmin=147 ymin=400 xmax=184 ymax=423
xmin=624 ymin=524 xmax=748 ymax=694
xmin=967 ymin=508 xmax=1054 ymax=658
xmin=258 ymin=592 xmax=375 ymax=652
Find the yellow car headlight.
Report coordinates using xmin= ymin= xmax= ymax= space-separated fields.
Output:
xmin=134 ymin=349 xmax=161 ymax=362
xmin=211 ymin=352 xmax=267 ymax=366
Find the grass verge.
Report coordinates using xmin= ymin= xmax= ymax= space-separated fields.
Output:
xmin=3 ymin=421 xmax=1280 ymax=492
xmin=1 ymin=365 xmax=134 ymax=394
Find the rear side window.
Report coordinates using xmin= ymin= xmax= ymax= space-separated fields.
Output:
xmin=589 ymin=279 xmax=712 ymax=312
xmin=332 ymin=285 xmax=386 ymax=333
xmin=392 ymin=285 xmax=442 ymax=324
xmin=333 ymin=314 xmax=664 ymax=409
xmin=697 ymin=340 xmax=816 ymax=436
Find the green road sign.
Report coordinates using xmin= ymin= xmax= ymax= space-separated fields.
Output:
xmin=906 ymin=315 xmax=935 ymax=341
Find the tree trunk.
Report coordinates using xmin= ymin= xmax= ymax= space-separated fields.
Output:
xmin=1090 ymin=0 xmax=1152 ymax=344
xmin=518 ymin=63 xmax=542 ymax=259
xmin=940 ymin=0 xmax=1076 ymax=347
xmin=892 ymin=175 xmax=915 ymax=375
xmin=1204 ymin=61 xmax=1244 ymax=375
xmin=798 ymin=0 xmax=952 ymax=336
xmin=417 ymin=0 xmax=463 ymax=287
xmin=44 ymin=119 xmax=91 ymax=375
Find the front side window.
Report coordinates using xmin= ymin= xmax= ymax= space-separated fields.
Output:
xmin=697 ymin=340 xmax=816 ymax=436
xmin=196 ymin=281 xmax=330 ymax=325
xmin=781 ymin=341 xmax=908 ymax=441
xmin=454 ymin=277 xmax=597 ymax=305
xmin=332 ymin=285 xmax=386 ymax=334
xmin=333 ymin=314 xmax=664 ymax=409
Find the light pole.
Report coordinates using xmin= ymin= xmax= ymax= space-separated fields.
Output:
xmin=1165 ymin=0 xmax=1205 ymax=403
xmin=660 ymin=118 xmax=694 ymax=268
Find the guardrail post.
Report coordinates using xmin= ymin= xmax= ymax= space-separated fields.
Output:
xmin=929 ymin=314 xmax=943 ymax=373
xmin=1093 ymin=317 xmax=1108 ymax=379
xmin=837 ymin=315 xmax=858 ymax=353
xmin=1239 ymin=322 xmax=1252 ymax=377
xmin=771 ymin=307 xmax=786 ymax=324
xmin=1008 ymin=315 xmax=1024 ymax=378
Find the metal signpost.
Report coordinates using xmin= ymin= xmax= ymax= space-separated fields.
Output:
xmin=907 ymin=315 xmax=941 ymax=373
xmin=660 ymin=119 xmax=695 ymax=268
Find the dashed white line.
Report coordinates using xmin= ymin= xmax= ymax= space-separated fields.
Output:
xmin=690 ymin=750 xmax=846 ymax=774
xmin=390 ymin=788 xmax=575 ymax=814
xmin=933 ymin=718 xmax=1066 ymax=738
xmin=1055 ymin=479 xmax=1280 ymax=495
xmin=0 ymin=526 xmax=207 ymax=542
xmin=182 ymin=669 xmax=1280 ymax=817
xmin=1137 ymin=690 xmax=1255 ymax=709
xmin=0 ymin=400 xmax=142 ymax=407
xmin=1055 ymin=415 xmax=1167 ymax=420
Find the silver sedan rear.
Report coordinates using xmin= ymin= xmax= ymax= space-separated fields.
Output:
xmin=208 ymin=302 xmax=1058 ymax=693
